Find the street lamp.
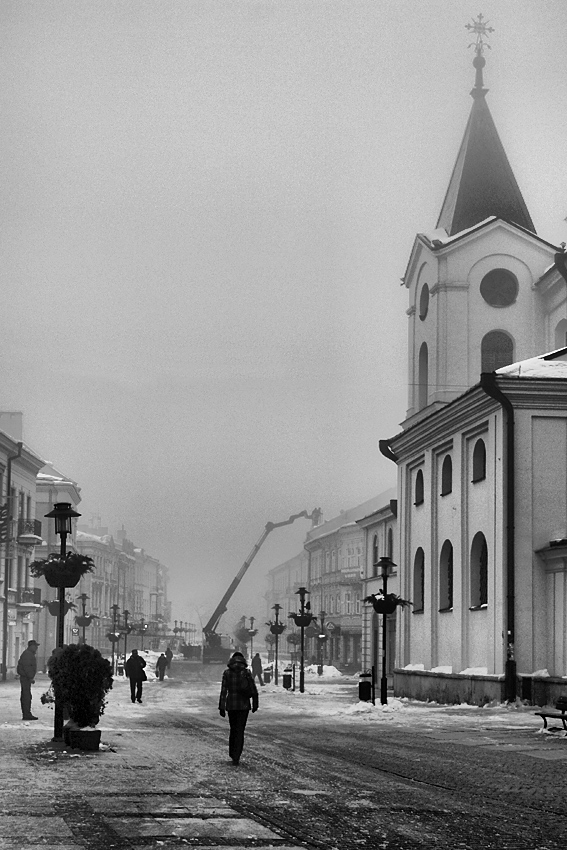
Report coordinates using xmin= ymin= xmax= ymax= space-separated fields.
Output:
xmin=288 ymin=587 xmax=315 ymax=693
xmin=316 ymin=610 xmax=327 ymax=676
xmin=110 ymin=603 xmax=120 ymax=674
xmin=248 ymin=616 xmax=257 ymax=659
xmin=44 ymin=501 xmax=81 ymax=741
xmin=122 ymin=609 xmax=131 ymax=666
xmin=267 ymin=603 xmax=286 ymax=685
xmin=378 ymin=556 xmax=395 ymax=705
xmin=76 ymin=593 xmax=90 ymax=644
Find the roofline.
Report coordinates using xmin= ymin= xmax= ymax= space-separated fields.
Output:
xmin=402 ymin=217 xmax=559 ymax=287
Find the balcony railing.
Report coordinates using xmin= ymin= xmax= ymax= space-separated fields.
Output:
xmin=17 ymin=518 xmax=42 ymax=545
xmin=16 ymin=587 xmax=42 ymax=606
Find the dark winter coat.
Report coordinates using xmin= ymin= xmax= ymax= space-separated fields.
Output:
xmin=125 ymin=653 xmax=147 ymax=681
xmin=251 ymin=654 xmax=263 ymax=675
xmin=219 ymin=657 xmax=259 ymax=712
xmin=17 ymin=648 xmax=37 ymax=681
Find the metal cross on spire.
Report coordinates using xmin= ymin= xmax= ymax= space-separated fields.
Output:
xmin=465 ymin=13 xmax=495 ymax=55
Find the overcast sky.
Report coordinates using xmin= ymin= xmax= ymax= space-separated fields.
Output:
xmin=1 ymin=1 xmax=566 ymax=632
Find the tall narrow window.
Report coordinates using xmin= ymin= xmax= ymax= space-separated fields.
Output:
xmin=372 ymin=534 xmax=379 ymax=576
xmin=481 ymin=330 xmax=514 ymax=372
xmin=413 ymin=548 xmax=425 ymax=613
xmin=415 ymin=469 xmax=424 ymax=506
xmin=387 ymin=527 xmax=394 ymax=560
xmin=418 ymin=343 xmax=428 ymax=409
xmin=439 ymin=540 xmax=454 ymax=611
xmin=419 ymin=284 xmax=430 ymax=320
xmin=441 ymin=455 xmax=452 ymax=495
xmin=472 ymin=439 xmax=486 ymax=482
xmin=470 ymin=532 xmax=488 ymax=608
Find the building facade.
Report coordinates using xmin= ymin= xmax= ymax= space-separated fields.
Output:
xmin=0 ymin=416 xmax=45 ymax=678
xmin=304 ymin=491 xmax=395 ymax=671
xmin=379 ymin=41 xmax=567 ymax=704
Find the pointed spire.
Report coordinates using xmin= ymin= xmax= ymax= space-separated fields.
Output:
xmin=436 ymin=16 xmax=535 ymax=237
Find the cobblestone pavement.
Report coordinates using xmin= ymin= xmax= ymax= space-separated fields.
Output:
xmin=1 ymin=665 xmax=566 ymax=849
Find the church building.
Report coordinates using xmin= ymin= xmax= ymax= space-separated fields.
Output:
xmin=379 ymin=23 xmax=567 ymax=705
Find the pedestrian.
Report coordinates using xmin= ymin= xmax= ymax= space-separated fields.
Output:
xmin=124 ymin=648 xmax=147 ymax=703
xmin=218 ymin=651 xmax=259 ymax=766
xmin=17 ymin=639 xmax=39 ymax=720
xmin=251 ymin=652 xmax=264 ymax=686
xmin=155 ymin=653 xmax=168 ymax=681
xmin=165 ymin=646 xmax=173 ymax=670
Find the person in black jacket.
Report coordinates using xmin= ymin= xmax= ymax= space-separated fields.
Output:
xmin=125 ymin=649 xmax=146 ymax=703
xmin=17 ymin=639 xmax=39 ymax=720
xmin=218 ymin=651 xmax=259 ymax=766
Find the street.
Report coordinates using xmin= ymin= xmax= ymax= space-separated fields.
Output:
xmin=1 ymin=660 xmax=566 ymax=849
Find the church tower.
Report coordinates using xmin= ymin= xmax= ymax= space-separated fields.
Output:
xmin=402 ymin=16 xmax=557 ymax=428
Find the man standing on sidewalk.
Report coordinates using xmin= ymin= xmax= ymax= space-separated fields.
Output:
xmin=17 ymin=639 xmax=39 ymax=720
xmin=125 ymin=648 xmax=146 ymax=703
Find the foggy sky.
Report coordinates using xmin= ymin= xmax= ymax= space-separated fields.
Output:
xmin=1 ymin=1 xmax=566 ymax=631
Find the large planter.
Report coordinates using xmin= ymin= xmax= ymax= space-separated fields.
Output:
xmin=372 ymin=599 xmax=398 ymax=615
xmin=44 ymin=565 xmax=86 ymax=588
xmin=290 ymin=614 xmax=313 ymax=628
xmin=46 ymin=601 xmax=75 ymax=617
xmin=30 ymin=553 xmax=95 ymax=588
xmin=65 ymin=728 xmax=101 ymax=751
xmin=75 ymin=615 xmax=96 ymax=627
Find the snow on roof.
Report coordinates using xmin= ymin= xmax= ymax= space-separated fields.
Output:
xmin=497 ymin=347 xmax=567 ymax=379
xmin=306 ymin=488 xmax=396 ymax=542
xmin=420 ymin=217 xmax=496 ymax=247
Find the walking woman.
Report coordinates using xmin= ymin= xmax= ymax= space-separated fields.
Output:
xmin=218 ymin=651 xmax=258 ymax=766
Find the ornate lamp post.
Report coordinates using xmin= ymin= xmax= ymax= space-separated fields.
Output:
xmin=248 ymin=616 xmax=257 ymax=659
xmin=315 ymin=610 xmax=327 ymax=676
xmin=44 ymin=502 xmax=81 ymax=741
xmin=110 ymin=603 xmax=120 ymax=674
xmin=74 ymin=593 xmax=98 ymax=645
xmin=267 ymin=603 xmax=286 ymax=685
xmin=288 ymin=587 xmax=315 ymax=693
xmin=122 ymin=609 xmax=131 ymax=664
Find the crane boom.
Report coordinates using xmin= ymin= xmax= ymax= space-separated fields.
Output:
xmin=202 ymin=509 xmax=320 ymax=648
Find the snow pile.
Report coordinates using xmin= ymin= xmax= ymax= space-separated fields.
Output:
xmin=303 ymin=664 xmax=343 ymax=678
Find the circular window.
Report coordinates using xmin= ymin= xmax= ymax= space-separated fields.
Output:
xmin=419 ymin=284 xmax=429 ymax=320
xmin=480 ymin=269 xmax=518 ymax=307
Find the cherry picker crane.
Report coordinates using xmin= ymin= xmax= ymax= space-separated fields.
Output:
xmin=202 ymin=509 xmax=321 ymax=663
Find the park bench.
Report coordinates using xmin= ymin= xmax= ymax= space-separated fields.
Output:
xmin=535 ymin=698 xmax=567 ymax=731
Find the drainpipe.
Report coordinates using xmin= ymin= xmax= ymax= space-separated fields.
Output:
xmin=2 ymin=441 xmax=23 ymax=681
xmin=480 ymin=372 xmax=516 ymax=702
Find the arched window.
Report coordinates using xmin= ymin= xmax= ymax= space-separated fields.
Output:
xmin=481 ymin=330 xmax=514 ymax=372
xmin=413 ymin=548 xmax=425 ymax=613
xmin=555 ymin=319 xmax=567 ymax=350
xmin=418 ymin=343 xmax=428 ymax=409
xmin=439 ymin=539 xmax=454 ymax=611
xmin=470 ymin=532 xmax=488 ymax=608
xmin=441 ymin=455 xmax=452 ymax=496
xmin=480 ymin=269 xmax=518 ymax=307
xmin=472 ymin=439 xmax=486 ymax=482
xmin=415 ymin=469 xmax=424 ymax=506
xmin=419 ymin=284 xmax=430 ymax=321
xmin=387 ymin=527 xmax=394 ymax=560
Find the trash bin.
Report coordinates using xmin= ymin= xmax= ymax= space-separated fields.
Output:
xmin=358 ymin=670 xmax=372 ymax=702
xmin=264 ymin=671 xmax=271 ymax=684
xmin=117 ymin=665 xmax=124 ymax=676
xmin=282 ymin=670 xmax=292 ymax=690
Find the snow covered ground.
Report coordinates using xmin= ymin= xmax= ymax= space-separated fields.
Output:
xmin=104 ymin=654 xmax=560 ymax=738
